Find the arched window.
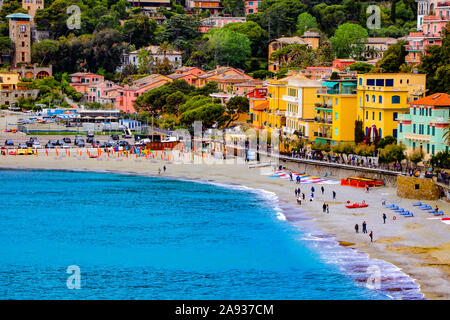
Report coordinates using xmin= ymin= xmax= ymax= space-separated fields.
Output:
xmin=372 ymin=95 xmax=375 ymax=103
xmin=392 ymin=95 xmax=400 ymax=104
xmin=379 ymin=96 xmax=382 ymax=104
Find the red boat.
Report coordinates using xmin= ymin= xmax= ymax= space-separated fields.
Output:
xmin=346 ymin=202 xmax=369 ymax=209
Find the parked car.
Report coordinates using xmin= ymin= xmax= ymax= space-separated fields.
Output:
xmin=111 ymin=134 xmax=119 ymax=140
xmin=63 ymin=137 xmax=71 ymax=144
xmin=18 ymin=143 xmax=27 ymax=149
xmin=4 ymin=140 xmax=14 ymax=146
xmin=56 ymin=139 xmax=66 ymax=146
xmin=32 ymin=141 xmax=42 ymax=148
xmin=75 ymin=138 xmax=85 ymax=146
xmin=118 ymin=141 xmax=130 ymax=147
xmin=45 ymin=143 xmax=55 ymax=149
xmin=59 ymin=142 xmax=70 ymax=148
xmin=48 ymin=139 xmax=57 ymax=145
xmin=86 ymin=137 xmax=94 ymax=144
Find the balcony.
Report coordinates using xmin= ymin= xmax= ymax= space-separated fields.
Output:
xmin=313 ymin=131 xmax=332 ymax=139
xmin=314 ymin=103 xmax=333 ymax=112
xmin=317 ymin=88 xmax=356 ymax=95
xmin=405 ymin=45 xmax=424 ymax=52
xmin=282 ymin=95 xmax=300 ymax=103
xmin=314 ymin=116 xmax=332 ymax=125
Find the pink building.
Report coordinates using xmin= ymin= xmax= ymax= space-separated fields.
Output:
xmin=86 ymin=80 xmax=122 ymax=105
xmin=115 ymin=74 xmax=172 ymax=113
xmin=405 ymin=1 xmax=450 ymax=65
xmin=167 ymin=66 xmax=206 ymax=85
xmin=199 ymin=16 xmax=246 ymax=33
xmin=245 ymin=0 xmax=261 ymax=14
xmin=69 ymin=72 xmax=104 ymax=93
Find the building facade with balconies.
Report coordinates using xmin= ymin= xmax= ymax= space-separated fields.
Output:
xmin=405 ymin=1 xmax=450 ymax=65
xmin=398 ymin=92 xmax=449 ymax=159
xmin=357 ymin=73 xmax=426 ymax=141
xmin=315 ymin=80 xmax=358 ymax=144
xmin=281 ymin=76 xmax=322 ymax=140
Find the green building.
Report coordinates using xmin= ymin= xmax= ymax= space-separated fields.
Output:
xmin=398 ymin=93 xmax=449 ymax=159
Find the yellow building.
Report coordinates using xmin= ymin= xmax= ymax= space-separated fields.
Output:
xmin=265 ymin=77 xmax=288 ymax=133
xmin=0 ymin=72 xmax=20 ymax=90
xmin=315 ymin=80 xmax=358 ymax=144
xmin=282 ymin=75 xmax=322 ymax=140
xmin=356 ymin=73 xmax=426 ymax=140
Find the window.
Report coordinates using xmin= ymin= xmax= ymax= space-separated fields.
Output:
xmin=400 ymin=123 xmax=403 ymax=133
xmin=413 ymin=107 xmax=416 ymax=115
xmin=367 ymin=79 xmax=375 ymax=86
xmin=335 ymin=112 xmax=338 ymax=120
xmin=393 ymin=129 xmax=397 ymax=138
xmin=379 ymin=128 xmax=382 ymax=137
xmin=392 ymin=96 xmax=400 ymax=104
xmin=359 ymin=96 xmax=362 ymax=106
xmin=359 ymin=78 xmax=362 ymax=85
xmin=366 ymin=94 xmax=369 ymax=102
xmin=379 ymin=96 xmax=382 ymax=104
xmin=427 ymin=125 xmax=430 ymax=135
xmin=379 ymin=112 xmax=381 ymax=121
xmin=372 ymin=112 xmax=375 ymax=120
xmin=432 ymin=126 xmax=435 ymax=136
xmin=335 ymin=98 xmax=338 ymax=105
xmin=393 ymin=112 xmax=398 ymax=120
xmin=413 ymin=124 xmax=416 ymax=133
xmin=20 ymin=25 xmax=26 ymax=33
xmin=376 ymin=79 xmax=384 ymax=86
xmin=372 ymin=95 xmax=375 ymax=103
xmin=334 ymin=128 xmax=338 ymax=136
xmin=249 ymin=1 xmax=253 ymax=4
xmin=429 ymin=109 xmax=432 ymax=116
xmin=385 ymin=79 xmax=394 ymax=86
xmin=427 ymin=143 xmax=430 ymax=153
xmin=366 ymin=111 xmax=368 ymax=120
xmin=432 ymin=144 xmax=435 ymax=155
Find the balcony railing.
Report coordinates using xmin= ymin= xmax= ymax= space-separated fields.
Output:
xmin=405 ymin=45 xmax=424 ymax=51
xmin=317 ymin=88 xmax=356 ymax=95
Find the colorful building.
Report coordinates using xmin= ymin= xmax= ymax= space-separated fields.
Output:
xmin=247 ymin=88 xmax=267 ymax=129
xmin=281 ymin=75 xmax=322 ymax=140
xmin=199 ymin=16 xmax=246 ymax=33
xmin=363 ymin=37 xmax=399 ymax=60
xmin=69 ymin=72 xmax=105 ymax=93
xmin=194 ymin=66 xmax=253 ymax=88
xmin=120 ymin=45 xmax=183 ymax=71
xmin=357 ymin=73 xmax=427 ymax=141
xmin=398 ymin=93 xmax=450 ymax=159
xmin=405 ymin=1 xmax=450 ymax=65
xmin=315 ymin=79 xmax=358 ymax=144
xmin=332 ymin=59 xmax=356 ymax=70
xmin=186 ymin=0 xmax=223 ymax=15
xmin=245 ymin=0 xmax=261 ymax=14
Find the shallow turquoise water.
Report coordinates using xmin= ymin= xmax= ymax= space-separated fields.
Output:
xmin=0 ymin=169 xmax=387 ymax=299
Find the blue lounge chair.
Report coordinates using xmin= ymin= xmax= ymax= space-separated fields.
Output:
xmin=403 ymin=213 xmax=414 ymax=217
xmin=420 ymin=205 xmax=431 ymax=210
xmin=390 ymin=205 xmax=399 ymax=210
xmin=394 ymin=208 xmax=405 ymax=213
xmin=384 ymin=204 xmax=395 ymax=208
xmin=433 ymin=211 xmax=444 ymax=216
xmin=427 ymin=208 xmax=437 ymax=213
xmin=400 ymin=211 xmax=410 ymax=215
xmin=412 ymin=201 xmax=422 ymax=206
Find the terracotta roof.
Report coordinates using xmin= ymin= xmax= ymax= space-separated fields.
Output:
xmin=410 ymin=93 xmax=450 ymax=107
xmin=367 ymin=37 xmax=398 ymax=45
xmin=272 ymin=36 xmax=307 ymax=45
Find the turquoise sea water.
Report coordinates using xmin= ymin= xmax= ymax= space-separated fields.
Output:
xmin=0 ymin=169 xmax=406 ymax=299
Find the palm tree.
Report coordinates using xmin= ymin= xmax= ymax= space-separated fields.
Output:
xmin=157 ymin=41 xmax=175 ymax=59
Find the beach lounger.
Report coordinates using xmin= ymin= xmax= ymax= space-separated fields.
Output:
xmin=420 ymin=205 xmax=431 ymax=210
xmin=394 ymin=208 xmax=405 ymax=212
xmin=399 ymin=210 xmax=410 ymax=215
xmin=433 ymin=211 xmax=444 ymax=216
xmin=403 ymin=213 xmax=414 ymax=217
xmin=384 ymin=204 xmax=395 ymax=208
xmin=412 ymin=201 xmax=422 ymax=206
xmin=390 ymin=205 xmax=399 ymax=210
xmin=427 ymin=209 xmax=437 ymax=213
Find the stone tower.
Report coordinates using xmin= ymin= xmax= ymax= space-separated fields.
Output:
xmin=7 ymin=13 xmax=32 ymax=67
xmin=22 ymin=0 xmax=44 ymax=18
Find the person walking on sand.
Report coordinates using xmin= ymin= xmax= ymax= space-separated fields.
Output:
xmin=302 ymin=193 xmax=305 ymax=200
xmin=311 ymin=186 xmax=315 ymax=193
xmin=296 ymin=175 xmax=301 ymax=184
xmin=369 ymin=231 xmax=373 ymax=242
xmin=163 ymin=165 xmax=166 ymax=173
xmin=383 ymin=213 xmax=387 ymax=224
xmin=355 ymin=224 xmax=359 ymax=233
xmin=289 ymin=172 xmax=293 ymax=181
xmin=158 ymin=168 xmax=161 ymax=175
xmin=326 ymin=204 xmax=329 ymax=214
xmin=332 ymin=191 xmax=336 ymax=200
xmin=362 ymin=221 xmax=367 ymax=233
xmin=295 ymin=189 xmax=298 ymax=197
xmin=297 ymin=188 xmax=301 ymax=196
xmin=321 ymin=186 xmax=324 ymax=195
xmin=322 ymin=203 xmax=326 ymax=213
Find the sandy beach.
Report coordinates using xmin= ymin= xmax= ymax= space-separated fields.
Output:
xmin=1 ymin=150 xmax=449 ymax=299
